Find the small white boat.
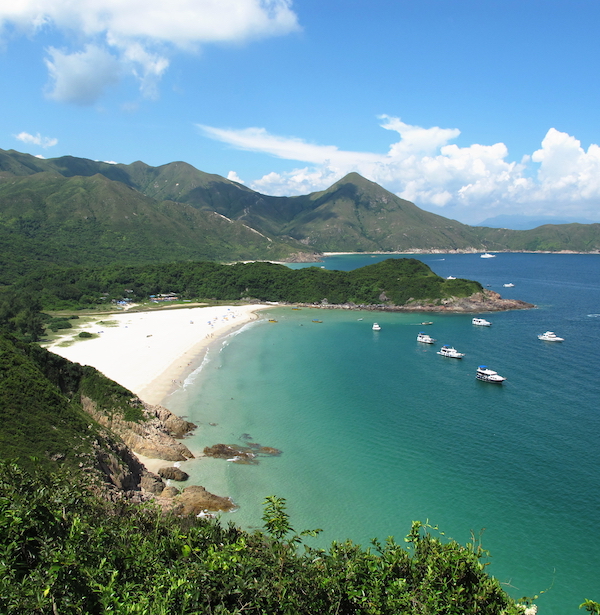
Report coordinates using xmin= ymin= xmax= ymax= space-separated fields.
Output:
xmin=480 ymin=253 xmax=496 ymax=258
xmin=420 ymin=321 xmax=433 ymax=325
xmin=446 ymin=275 xmax=456 ymax=280
xmin=476 ymin=366 xmax=506 ymax=383
xmin=538 ymin=331 xmax=564 ymax=342
xmin=372 ymin=323 xmax=381 ymax=331
xmin=472 ymin=317 xmax=492 ymax=326
xmin=503 ymin=283 xmax=515 ymax=288
xmin=437 ymin=345 xmax=465 ymax=359
xmin=417 ymin=332 xmax=436 ymax=344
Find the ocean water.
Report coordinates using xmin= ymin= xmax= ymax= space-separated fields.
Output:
xmin=168 ymin=253 xmax=600 ymax=614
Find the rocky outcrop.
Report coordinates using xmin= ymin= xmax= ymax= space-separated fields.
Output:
xmin=398 ymin=289 xmax=535 ymax=313
xmin=204 ymin=443 xmax=282 ymax=464
xmin=81 ymin=396 xmax=196 ymax=462
xmin=292 ymin=289 xmax=535 ymax=314
xmin=158 ymin=466 xmax=189 ymax=481
xmin=167 ymin=485 xmax=236 ymax=514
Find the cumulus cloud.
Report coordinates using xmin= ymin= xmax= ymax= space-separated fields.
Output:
xmin=199 ymin=117 xmax=600 ymax=224
xmin=0 ymin=0 xmax=299 ymax=104
xmin=14 ymin=131 xmax=58 ymax=148
xmin=227 ymin=171 xmax=245 ymax=184
xmin=45 ymin=45 xmax=121 ymax=104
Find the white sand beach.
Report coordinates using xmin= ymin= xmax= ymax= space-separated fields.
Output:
xmin=46 ymin=304 xmax=270 ymax=406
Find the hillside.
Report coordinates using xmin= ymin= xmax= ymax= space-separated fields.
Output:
xmin=2 ymin=148 xmax=600 ymax=284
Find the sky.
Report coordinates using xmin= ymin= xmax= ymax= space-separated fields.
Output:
xmin=1 ymin=0 xmax=600 ymax=225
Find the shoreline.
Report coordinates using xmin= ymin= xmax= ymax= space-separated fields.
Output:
xmin=45 ymin=304 xmax=271 ymax=407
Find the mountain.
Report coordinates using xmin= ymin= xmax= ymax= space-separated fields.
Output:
xmin=476 ymin=214 xmax=599 ymax=230
xmin=2 ymin=148 xmax=600 ymax=283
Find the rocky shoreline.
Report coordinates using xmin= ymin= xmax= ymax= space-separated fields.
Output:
xmin=82 ymin=395 xmax=236 ymax=515
xmin=291 ymin=289 xmax=535 ymax=313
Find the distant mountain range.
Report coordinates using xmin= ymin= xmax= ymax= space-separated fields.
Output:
xmin=476 ymin=214 xmax=599 ymax=230
xmin=1 ymin=147 xmax=599 ymax=281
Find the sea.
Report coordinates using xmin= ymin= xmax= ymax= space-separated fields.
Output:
xmin=168 ymin=252 xmax=600 ymax=614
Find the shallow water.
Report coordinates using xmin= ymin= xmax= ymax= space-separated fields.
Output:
xmin=169 ymin=253 xmax=600 ymax=614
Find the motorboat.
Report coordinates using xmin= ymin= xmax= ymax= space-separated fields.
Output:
xmin=476 ymin=366 xmax=506 ymax=383
xmin=420 ymin=321 xmax=433 ymax=325
xmin=417 ymin=332 xmax=436 ymax=344
xmin=372 ymin=323 xmax=381 ymax=331
xmin=480 ymin=253 xmax=496 ymax=258
xmin=503 ymin=283 xmax=515 ymax=287
xmin=472 ymin=317 xmax=492 ymax=326
xmin=437 ymin=345 xmax=465 ymax=359
xmin=446 ymin=276 xmax=456 ymax=279
xmin=538 ymin=331 xmax=564 ymax=342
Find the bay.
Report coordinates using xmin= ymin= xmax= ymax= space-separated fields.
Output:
xmin=168 ymin=253 xmax=600 ymax=615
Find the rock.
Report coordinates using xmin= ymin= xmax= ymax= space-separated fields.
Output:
xmin=161 ymin=486 xmax=180 ymax=498
xmin=171 ymin=485 xmax=236 ymax=515
xmin=81 ymin=396 xmax=195 ymax=462
xmin=257 ymin=446 xmax=281 ymax=456
xmin=140 ymin=472 xmax=165 ymax=495
xmin=203 ymin=443 xmax=258 ymax=464
xmin=158 ymin=466 xmax=189 ymax=481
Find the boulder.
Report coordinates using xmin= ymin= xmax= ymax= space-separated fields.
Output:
xmin=171 ymin=485 xmax=236 ymax=515
xmin=158 ymin=466 xmax=189 ymax=481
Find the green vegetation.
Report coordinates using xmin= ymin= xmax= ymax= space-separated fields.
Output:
xmin=0 ymin=333 xmax=143 ymax=473
xmin=2 ymin=148 xmax=599 ymax=284
xmin=9 ymin=258 xmax=483 ymax=311
xmin=0 ymin=460 xmax=526 ymax=614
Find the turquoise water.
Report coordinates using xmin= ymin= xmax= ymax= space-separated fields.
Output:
xmin=169 ymin=253 xmax=600 ymax=614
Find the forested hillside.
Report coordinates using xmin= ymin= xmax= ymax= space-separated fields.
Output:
xmin=2 ymin=148 xmax=600 ymax=281
xmin=11 ymin=258 xmax=483 ymax=311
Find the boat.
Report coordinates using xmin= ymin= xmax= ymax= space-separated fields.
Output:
xmin=417 ymin=332 xmax=436 ymax=344
xmin=437 ymin=345 xmax=465 ymax=358
xmin=480 ymin=253 xmax=496 ymax=258
xmin=446 ymin=276 xmax=456 ymax=280
xmin=372 ymin=323 xmax=381 ymax=331
xmin=476 ymin=366 xmax=506 ymax=383
xmin=538 ymin=331 xmax=564 ymax=342
xmin=420 ymin=321 xmax=433 ymax=325
xmin=472 ymin=317 xmax=491 ymax=326
xmin=503 ymin=283 xmax=515 ymax=288
xmin=268 ymin=319 xmax=278 ymax=323
xmin=312 ymin=319 xmax=323 ymax=323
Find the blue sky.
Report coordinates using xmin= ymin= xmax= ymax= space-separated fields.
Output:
xmin=2 ymin=0 xmax=600 ymax=225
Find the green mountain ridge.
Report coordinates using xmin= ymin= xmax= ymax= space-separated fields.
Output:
xmin=2 ymin=147 xmax=600 ymax=284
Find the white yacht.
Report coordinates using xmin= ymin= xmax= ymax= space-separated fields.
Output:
xmin=417 ymin=332 xmax=436 ymax=344
xmin=538 ymin=331 xmax=564 ymax=342
xmin=503 ymin=283 xmax=515 ymax=287
xmin=446 ymin=275 xmax=456 ymax=279
xmin=480 ymin=253 xmax=496 ymax=258
xmin=437 ymin=345 xmax=465 ymax=359
xmin=372 ymin=323 xmax=381 ymax=331
xmin=472 ymin=317 xmax=492 ymax=326
xmin=476 ymin=366 xmax=506 ymax=383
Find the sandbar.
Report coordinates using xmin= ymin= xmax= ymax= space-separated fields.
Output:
xmin=46 ymin=304 xmax=270 ymax=406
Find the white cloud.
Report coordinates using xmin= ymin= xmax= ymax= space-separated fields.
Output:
xmin=14 ymin=131 xmax=58 ymax=148
xmin=199 ymin=117 xmax=600 ymax=224
xmin=227 ymin=170 xmax=245 ymax=184
xmin=45 ymin=44 xmax=121 ymax=104
xmin=1 ymin=0 xmax=299 ymax=103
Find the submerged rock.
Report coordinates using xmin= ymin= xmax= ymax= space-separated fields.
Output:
xmin=203 ymin=443 xmax=281 ymax=464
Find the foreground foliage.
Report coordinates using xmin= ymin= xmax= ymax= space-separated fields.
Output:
xmin=0 ymin=461 xmax=525 ymax=615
